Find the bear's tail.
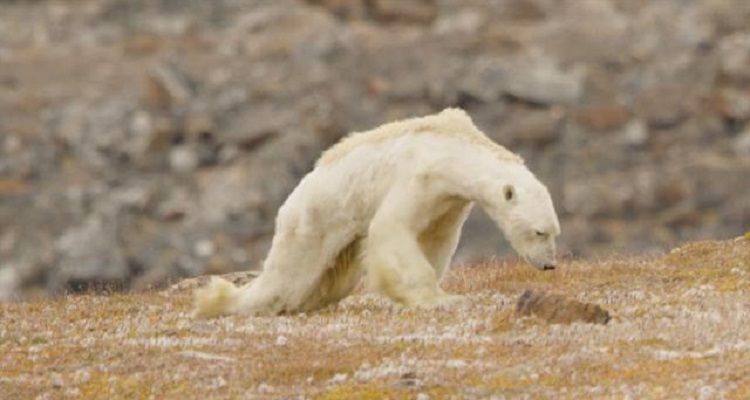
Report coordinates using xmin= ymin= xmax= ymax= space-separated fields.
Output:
xmin=192 ymin=277 xmax=242 ymax=318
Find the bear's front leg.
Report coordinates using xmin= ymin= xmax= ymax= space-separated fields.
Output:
xmin=363 ymin=218 xmax=465 ymax=308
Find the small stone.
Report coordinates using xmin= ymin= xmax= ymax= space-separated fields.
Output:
xmin=0 ymin=179 xmax=28 ymax=195
xmin=54 ymin=214 xmax=129 ymax=291
xmin=634 ymin=85 xmax=693 ymax=129
xmin=184 ymin=111 xmax=215 ymax=141
xmin=516 ymin=289 xmax=611 ymax=325
xmin=208 ymin=376 xmax=227 ymax=389
xmin=231 ymin=249 xmax=249 ymax=264
xmin=719 ymin=33 xmax=750 ymax=82
xmin=715 ymin=88 xmax=750 ymax=121
xmin=501 ymin=108 xmax=564 ymax=147
xmin=257 ymin=383 xmax=274 ymax=393
xmin=128 ymin=112 xmax=176 ymax=165
xmin=308 ymin=0 xmax=368 ymax=20
xmin=221 ymin=106 xmax=287 ymax=150
xmin=194 ymin=240 xmax=216 ymax=258
xmin=3 ymin=135 xmax=22 ymax=153
xmin=50 ymin=373 xmax=65 ymax=388
xmin=655 ymin=178 xmax=692 ymax=207
xmin=123 ymin=32 xmax=163 ymax=55
xmin=328 ymin=373 xmax=348 ymax=384
xmin=621 ymin=119 xmax=649 ymax=146
xmin=0 ymin=231 xmax=15 ymax=253
xmin=574 ymin=104 xmax=630 ymax=132
xmin=401 ymin=371 xmax=417 ymax=380
xmin=109 ymin=185 xmax=151 ymax=212
xmin=169 ymin=145 xmax=200 ymax=172
xmin=459 ymin=57 xmax=509 ymax=102
xmin=503 ymin=49 xmax=585 ymax=105
xmin=734 ymin=128 xmax=750 ymax=157
xmin=395 ymin=371 xmax=421 ymax=389
xmin=130 ymin=110 xmax=152 ymax=138
xmin=371 ymin=0 xmax=437 ymax=24
xmin=433 ymin=10 xmax=483 ymax=36
xmin=0 ymin=266 xmax=20 ymax=301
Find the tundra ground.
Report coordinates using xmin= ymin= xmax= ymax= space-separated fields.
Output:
xmin=1 ymin=237 xmax=749 ymax=399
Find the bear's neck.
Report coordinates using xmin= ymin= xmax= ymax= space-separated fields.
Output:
xmin=439 ymin=150 xmax=526 ymax=217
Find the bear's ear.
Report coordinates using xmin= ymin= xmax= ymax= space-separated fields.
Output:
xmin=503 ymin=184 xmax=516 ymax=203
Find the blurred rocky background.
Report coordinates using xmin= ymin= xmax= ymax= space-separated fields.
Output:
xmin=1 ymin=0 xmax=749 ymax=299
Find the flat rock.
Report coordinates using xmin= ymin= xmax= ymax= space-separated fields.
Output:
xmin=516 ymin=289 xmax=611 ymax=325
xmin=52 ymin=214 xmax=129 ymax=292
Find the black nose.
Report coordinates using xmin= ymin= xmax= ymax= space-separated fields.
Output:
xmin=542 ymin=264 xmax=556 ymax=270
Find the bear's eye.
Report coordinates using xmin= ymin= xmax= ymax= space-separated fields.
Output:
xmin=535 ymin=230 xmax=547 ymax=238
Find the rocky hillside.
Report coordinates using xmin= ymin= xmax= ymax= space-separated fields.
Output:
xmin=1 ymin=237 xmax=749 ymax=398
xmin=1 ymin=0 xmax=749 ymax=296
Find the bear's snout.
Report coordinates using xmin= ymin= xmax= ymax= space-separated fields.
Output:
xmin=526 ymin=256 xmax=556 ymax=271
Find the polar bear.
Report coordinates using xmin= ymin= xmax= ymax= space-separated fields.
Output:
xmin=193 ymin=108 xmax=560 ymax=317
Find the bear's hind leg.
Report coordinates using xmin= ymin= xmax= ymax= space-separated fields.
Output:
xmin=302 ymin=238 xmax=364 ymax=311
xmin=234 ymin=229 xmax=355 ymax=315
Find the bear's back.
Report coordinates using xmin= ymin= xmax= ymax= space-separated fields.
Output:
xmin=316 ymin=108 xmax=522 ymax=167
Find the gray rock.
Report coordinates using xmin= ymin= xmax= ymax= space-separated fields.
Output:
xmin=219 ymin=105 xmax=289 ymax=150
xmin=169 ymin=145 xmax=201 ymax=172
xmin=537 ymin=0 xmax=630 ymax=65
xmin=52 ymin=214 xmax=128 ymax=291
xmin=0 ymin=265 xmax=20 ymax=301
xmin=460 ymin=57 xmax=510 ymax=103
xmin=621 ymin=119 xmax=649 ymax=146
xmin=127 ymin=111 xmax=176 ymax=166
xmin=634 ymin=85 xmax=694 ymax=129
xmin=461 ymin=50 xmax=585 ymax=105
xmin=370 ymin=0 xmax=437 ymax=24
xmin=715 ymin=88 xmax=750 ymax=121
xmin=500 ymin=107 xmax=564 ymax=147
xmin=433 ymin=9 xmax=483 ymax=36
xmin=719 ymin=33 xmax=750 ymax=83
xmin=735 ymin=128 xmax=750 ymax=157
xmin=502 ymin=49 xmax=586 ymax=105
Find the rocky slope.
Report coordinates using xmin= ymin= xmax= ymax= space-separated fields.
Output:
xmin=1 ymin=237 xmax=749 ymax=399
xmin=1 ymin=0 xmax=749 ymax=295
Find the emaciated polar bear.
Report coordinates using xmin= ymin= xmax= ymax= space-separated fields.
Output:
xmin=194 ymin=108 xmax=560 ymax=317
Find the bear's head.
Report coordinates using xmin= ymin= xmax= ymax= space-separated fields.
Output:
xmin=483 ymin=167 xmax=560 ymax=270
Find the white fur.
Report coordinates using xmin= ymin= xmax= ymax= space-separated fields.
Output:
xmin=193 ymin=277 xmax=242 ymax=318
xmin=193 ymin=108 xmax=560 ymax=317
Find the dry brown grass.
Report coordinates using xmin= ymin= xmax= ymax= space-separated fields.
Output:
xmin=2 ymin=237 xmax=749 ymax=399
